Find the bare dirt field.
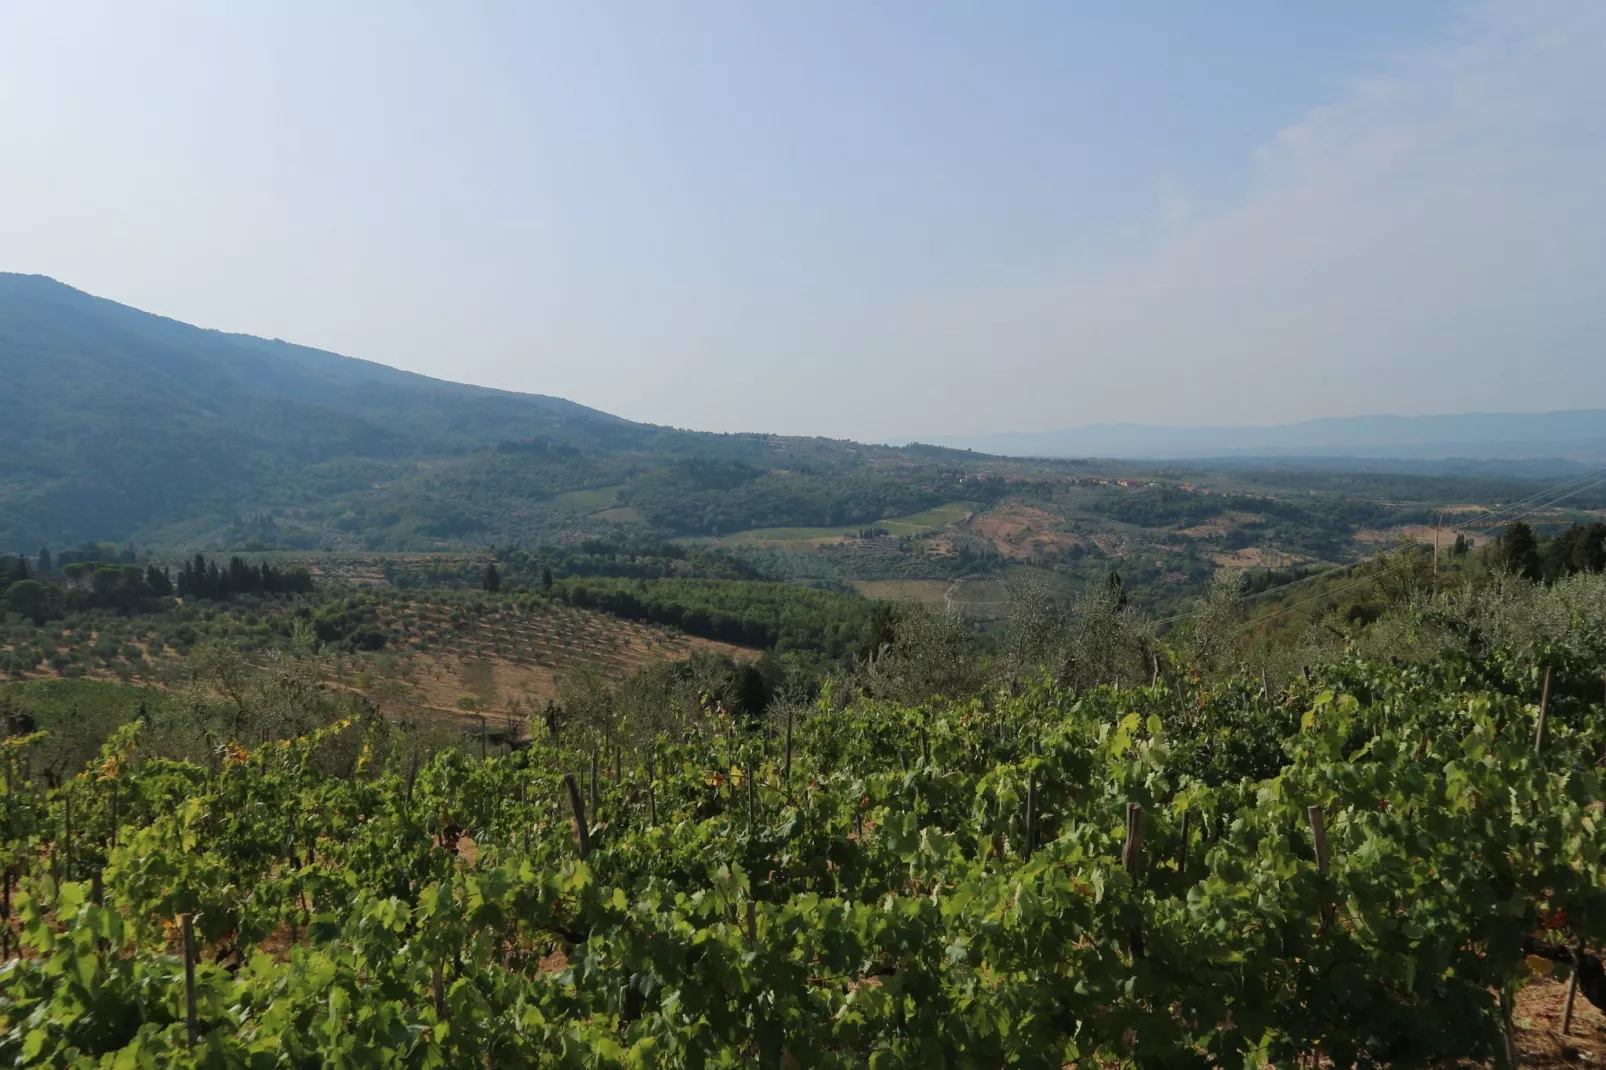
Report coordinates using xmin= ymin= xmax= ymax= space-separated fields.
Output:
xmin=970 ymin=503 xmax=1081 ymax=560
xmin=1352 ymin=522 xmax=1491 ymax=550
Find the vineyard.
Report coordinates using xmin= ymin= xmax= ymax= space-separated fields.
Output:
xmin=365 ymin=594 xmax=749 ymax=677
xmin=0 ymin=590 xmax=752 ymax=722
xmin=2 ymin=642 xmax=1604 ymax=1066
xmin=359 ymin=595 xmax=756 ymax=729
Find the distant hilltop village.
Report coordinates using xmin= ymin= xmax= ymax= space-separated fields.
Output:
xmin=955 ymin=472 xmax=1178 ymax=491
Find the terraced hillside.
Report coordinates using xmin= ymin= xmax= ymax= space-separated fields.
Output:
xmin=355 ymin=595 xmax=754 ymax=728
xmin=0 ymin=590 xmax=753 ymax=735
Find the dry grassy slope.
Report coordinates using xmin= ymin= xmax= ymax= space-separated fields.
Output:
xmin=965 ymin=502 xmax=1082 ymax=560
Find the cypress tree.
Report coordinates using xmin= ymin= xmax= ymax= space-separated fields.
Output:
xmin=145 ymin=565 xmax=173 ymax=596
xmin=1501 ymin=521 xmax=1542 ymax=582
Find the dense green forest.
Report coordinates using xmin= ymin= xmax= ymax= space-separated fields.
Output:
xmin=0 ymin=550 xmax=313 ymax=630
xmin=617 ymin=461 xmax=978 ymax=536
xmin=1490 ymin=520 xmax=1606 ymax=582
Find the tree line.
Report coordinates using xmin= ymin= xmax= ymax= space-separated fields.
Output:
xmin=619 ymin=460 xmax=972 ymax=536
xmin=174 ymin=554 xmax=315 ymax=601
xmin=2 ymin=553 xmax=318 ymax=627
xmin=0 ymin=555 xmax=31 ymax=589
xmin=551 ymin=576 xmax=876 ymax=661
xmin=3 ymin=564 xmax=170 ymax=623
xmin=1491 ymin=521 xmax=1606 ymax=583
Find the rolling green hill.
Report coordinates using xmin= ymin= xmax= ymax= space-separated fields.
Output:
xmin=0 ymin=275 xmax=991 ymax=551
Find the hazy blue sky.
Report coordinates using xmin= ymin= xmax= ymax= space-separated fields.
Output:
xmin=4 ymin=2 xmax=1604 ymax=440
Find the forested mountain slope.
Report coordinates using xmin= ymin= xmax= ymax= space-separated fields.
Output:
xmin=0 ymin=275 xmax=982 ymax=550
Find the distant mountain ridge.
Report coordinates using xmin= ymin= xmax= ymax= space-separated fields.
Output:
xmin=8 ymin=272 xmax=1596 ymax=554
xmin=0 ymin=274 xmax=983 ymax=550
xmin=918 ymin=411 xmax=1606 ymax=462
xmin=0 ymin=271 xmax=635 ymax=447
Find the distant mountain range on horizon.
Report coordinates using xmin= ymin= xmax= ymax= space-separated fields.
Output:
xmin=913 ymin=410 xmax=1606 ymax=464
xmin=5 ymin=270 xmax=1602 ymax=553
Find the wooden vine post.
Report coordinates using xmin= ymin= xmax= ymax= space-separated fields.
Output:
xmin=1562 ymin=941 xmax=1582 ymax=1035
xmin=1534 ymin=666 xmax=1552 ymax=754
xmin=1531 ymin=670 xmax=1584 ymax=1035
xmin=1308 ymin=805 xmax=1334 ymax=928
xmin=589 ymin=746 xmax=599 ymax=826
xmin=1123 ymin=802 xmax=1143 ymax=958
xmin=1499 ymin=987 xmax=1518 ymax=1070
xmin=647 ymin=752 xmax=658 ymax=826
xmin=1024 ymin=763 xmax=1038 ymax=862
xmin=563 ymin=774 xmax=591 ymax=859
xmin=783 ymin=707 xmax=794 ymax=791
xmin=62 ymin=791 xmax=72 ymax=882
xmin=1122 ymin=803 xmax=1143 ymax=876
xmin=1178 ymin=810 xmax=1190 ymax=873
xmin=181 ymin=912 xmax=198 ymax=1047
xmin=90 ymin=871 xmax=107 ymax=962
